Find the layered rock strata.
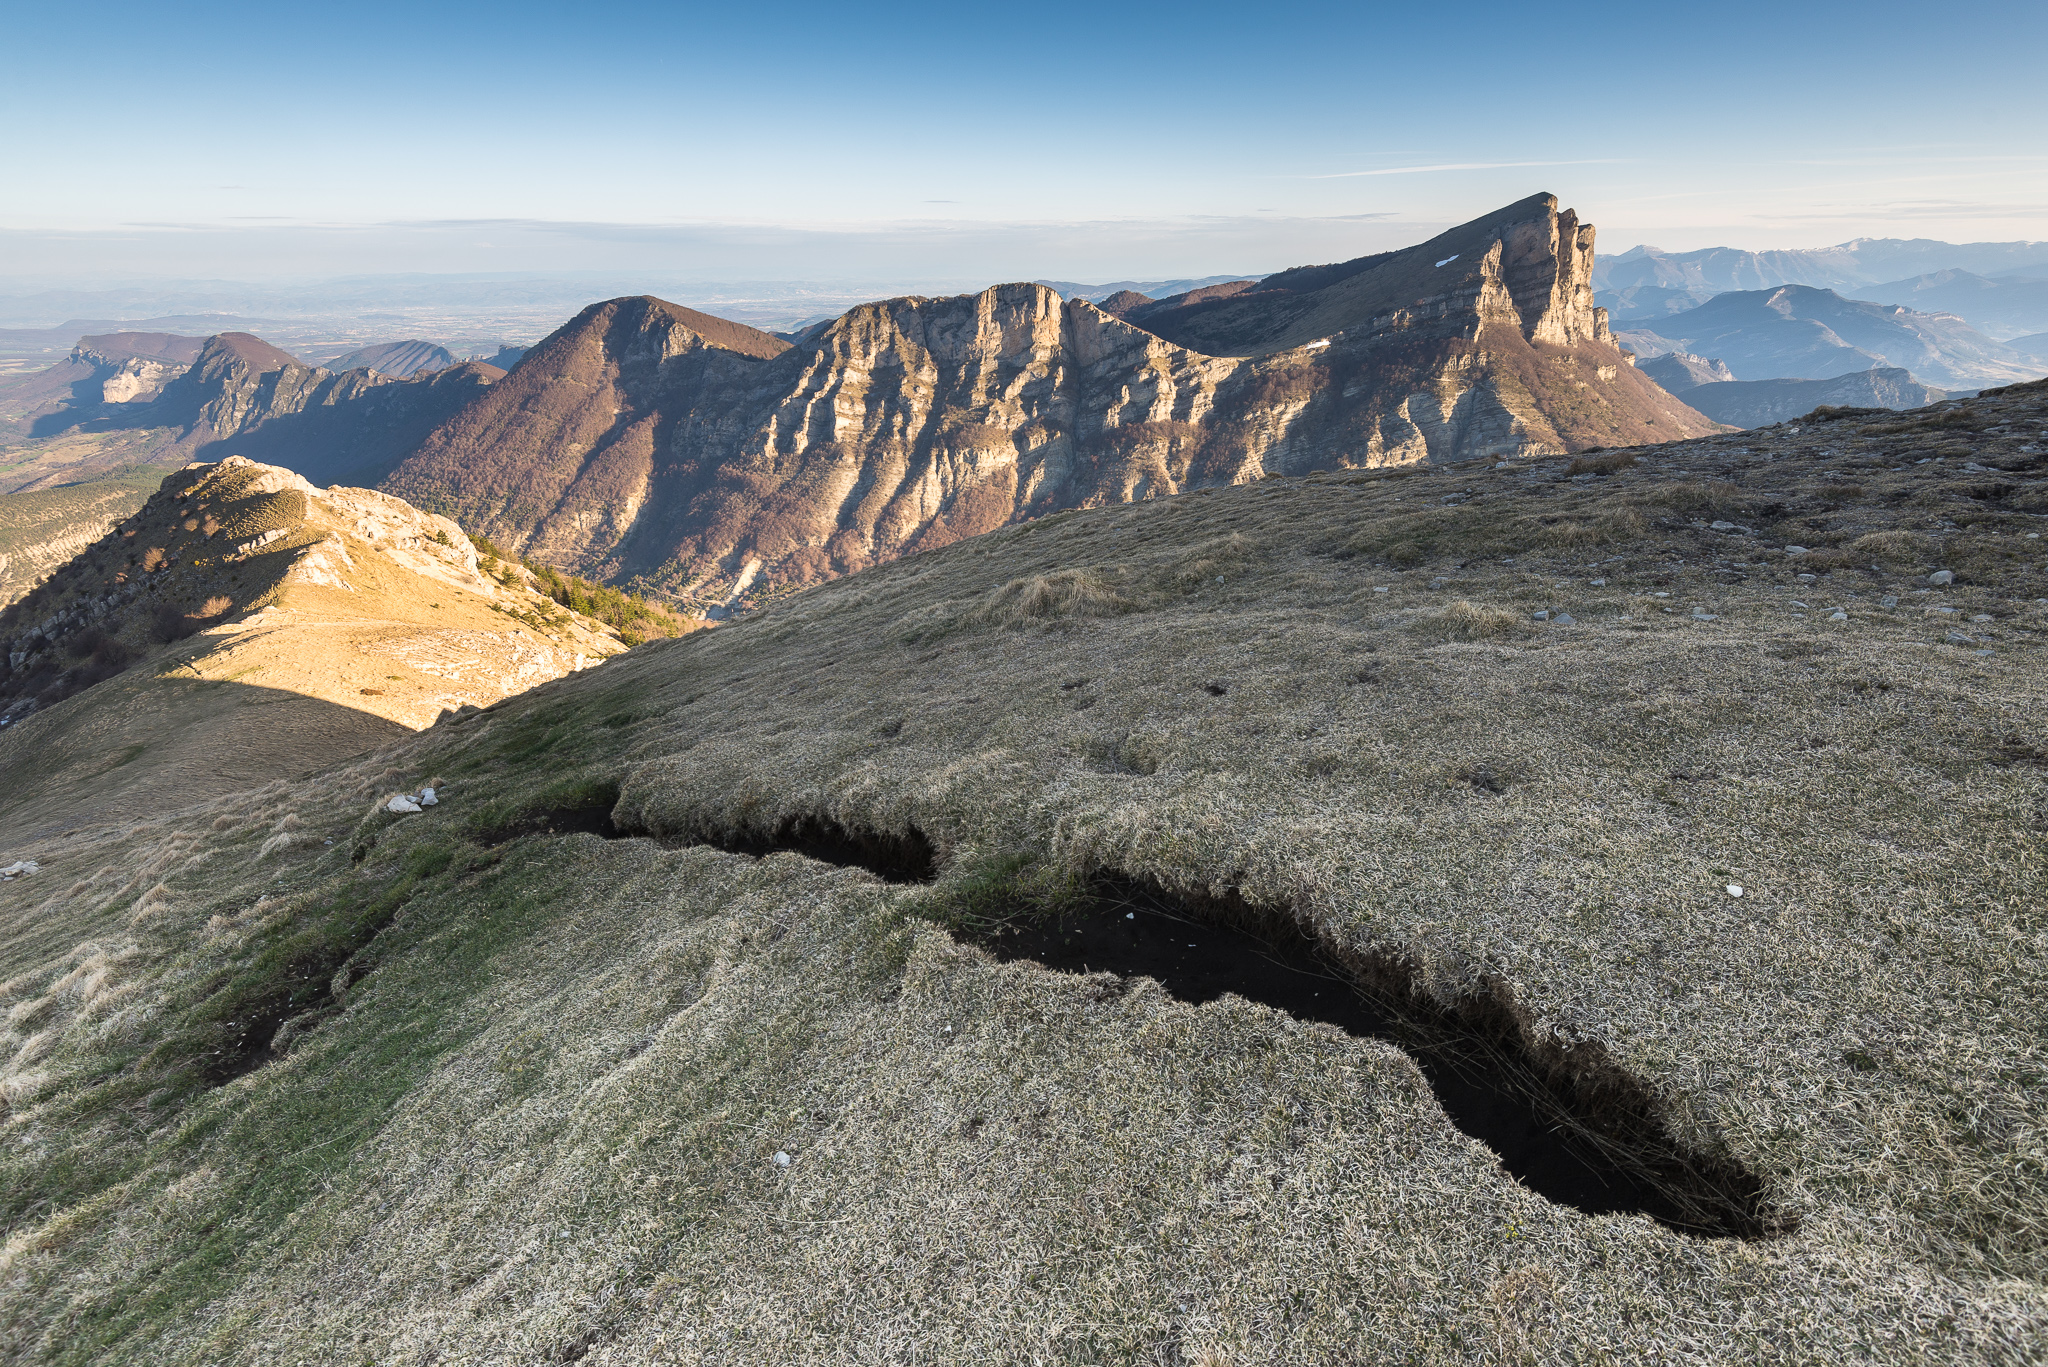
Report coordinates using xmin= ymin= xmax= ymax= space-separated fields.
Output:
xmin=382 ymin=196 xmax=1718 ymax=603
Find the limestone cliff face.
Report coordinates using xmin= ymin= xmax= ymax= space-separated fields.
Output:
xmin=379 ymin=195 xmax=1721 ymax=604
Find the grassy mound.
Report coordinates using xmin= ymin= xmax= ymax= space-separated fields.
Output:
xmin=0 ymin=383 xmax=2044 ymax=1362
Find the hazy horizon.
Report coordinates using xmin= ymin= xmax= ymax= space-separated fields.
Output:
xmin=6 ymin=0 xmax=2045 ymax=290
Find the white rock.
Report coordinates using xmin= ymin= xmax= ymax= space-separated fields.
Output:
xmin=1553 ymin=612 xmax=1576 ymax=625
xmin=419 ymin=787 xmax=438 ymax=805
xmin=1929 ymin=570 xmax=1955 ymax=585
xmin=1784 ymin=545 xmax=1808 ymax=555
xmin=1828 ymin=611 xmax=1848 ymax=622
xmin=385 ymin=795 xmax=423 ymax=814
xmin=1727 ymin=884 xmax=1744 ymax=898
xmin=773 ymin=1151 xmax=791 ymax=1168
xmin=1589 ymin=578 xmax=1606 ymax=587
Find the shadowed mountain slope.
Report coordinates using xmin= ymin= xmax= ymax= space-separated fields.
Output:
xmin=1678 ymin=367 xmax=1953 ymax=428
xmin=380 ymin=197 xmax=1718 ymax=604
xmin=1 ymin=381 xmax=2043 ymax=1362
xmin=326 ymin=340 xmax=463 ymax=378
xmin=1637 ymin=351 xmax=1736 ymax=392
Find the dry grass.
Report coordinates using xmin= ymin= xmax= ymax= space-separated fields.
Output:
xmin=1567 ymin=450 xmax=1637 ymax=475
xmin=1409 ymin=599 xmax=1529 ymax=642
xmin=0 ymin=384 xmax=2045 ymax=1363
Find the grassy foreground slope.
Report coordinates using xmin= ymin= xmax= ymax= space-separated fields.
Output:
xmin=0 ymin=386 xmax=2045 ymax=1363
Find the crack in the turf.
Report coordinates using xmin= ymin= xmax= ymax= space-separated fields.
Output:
xmin=965 ymin=876 xmax=1788 ymax=1241
xmin=538 ymin=794 xmax=1779 ymax=1237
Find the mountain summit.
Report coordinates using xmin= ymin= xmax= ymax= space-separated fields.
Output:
xmin=379 ymin=196 xmax=1716 ymax=603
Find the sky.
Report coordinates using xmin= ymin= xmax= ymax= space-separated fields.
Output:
xmin=4 ymin=0 xmax=2047 ymax=286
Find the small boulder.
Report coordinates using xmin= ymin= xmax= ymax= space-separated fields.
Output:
xmin=1929 ymin=570 xmax=1955 ymax=585
xmin=385 ymin=795 xmax=423 ymax=814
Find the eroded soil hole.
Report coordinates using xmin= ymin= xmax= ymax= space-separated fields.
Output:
xmin=966 ymin=877 xmax=1785 ymax=1240
xmin=675 ymin=814 xmax=939 ymax=884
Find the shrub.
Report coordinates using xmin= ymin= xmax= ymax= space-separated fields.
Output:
xmin=523 ymin=562 xmax=688 ymax=646
xmin=149 ymin=603 xmax=196 ymax=644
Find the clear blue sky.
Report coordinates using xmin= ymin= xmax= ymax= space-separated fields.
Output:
xmin=3 ymin=0 xmax=2045 ymax=282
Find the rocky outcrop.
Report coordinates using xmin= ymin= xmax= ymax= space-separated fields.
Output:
xmin=379 ymin=195 xmax=1721 ymax=604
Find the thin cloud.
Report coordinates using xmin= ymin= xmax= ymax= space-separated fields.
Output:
xmin=1301 ymin=159 xmax=1623 ymax=180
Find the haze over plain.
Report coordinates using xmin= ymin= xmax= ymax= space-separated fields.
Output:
xmin=5 ymin=0 xmax=2046 ymax=288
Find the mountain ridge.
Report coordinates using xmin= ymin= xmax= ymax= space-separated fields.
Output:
xmin=378 ymin=195 xmax=1718 ymax=603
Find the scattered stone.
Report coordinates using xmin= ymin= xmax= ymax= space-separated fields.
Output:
xmin=1828 ymin=611 xmax=1848 ymax=622
xmin=1532 ymin=610 xmax=1549 ymax=621
xmin=1552 ymin=612 xmax=1576 ymax=626
xmin=1692 ymin=611 xmax=1719 ymax=621
xmin=773 ymin=1151 xmax=791 ymax=1168
xmin=1372 ymin=586 xmax=1389 ymax=593
xmin=1727 ymin=884 xmax=1744 ymax=898
xmin=1790 ymin=600 xmax=1809 ymax=609
xmin=1797 ymin=573 xmax=1818 ymax=583
xmin=1589 ymin=578 xmax=1606 ymax=587
xmin=1880 ymin=595 xmax=1899 ymax=608
xmin=1784 ymin=545 xmax=1809 ymax=555
xmin=386 ymin=795 xmax=423 ymax=814
xmin=1970 ymin=614 xmax=1993 ymax=623
xmin=1428 ymin=578 xmax=1448 ymax=589
xmin=1710 ymin=520 xmax=1736 ymax=531
xmin=1929 ymin=570 xmax=1955 ymax=585
xmin=1946 ymin=631 xmax=1977 ymax=645
xmin=420 ymin=787 xmax=439 ymax=805
xmin=0 ymin=860 xmax=39 ymax=880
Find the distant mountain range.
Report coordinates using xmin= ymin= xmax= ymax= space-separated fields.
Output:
xmin=1595 ymin=237 xmax=2048 ymax=343
xmin=0 ymin=332 xmax=505 ymax=491
xmin=1614 ymin=285 xmax=2037 ymax=390
xmin=1033 ymin=275 xmax=1260 ymax=303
